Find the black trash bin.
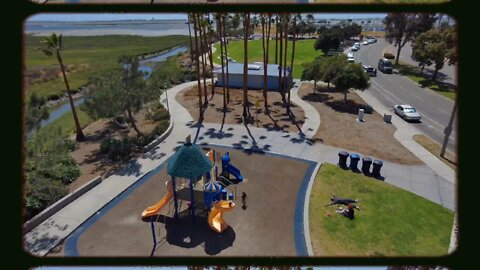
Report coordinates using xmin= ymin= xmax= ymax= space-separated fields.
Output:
xmin=372 ymin=160 xmax=384 ymax=179
xmin=362 ymin=157 xmax=373 ymax=175
xmin=338 ymin=151 xmax=349 ymax=169
xmin=349 ymin=153 xmax=361 ymax=172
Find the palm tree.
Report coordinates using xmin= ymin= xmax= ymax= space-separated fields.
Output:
xmin=282 ymin=14 xmax=289 ymax=113
xmin=198 ymin=14 xmax=208 ymax=105
xmin=274 ymin=15 xmax=279 ymax=64
xmin=288 ymin=14 xmax=299 ymax=104
xmin=261 ymin=13 xmax=272 ymax=113
xmin=40 ymin=33 xmax=85 ymax=141
xmin=187 ymin=14 xmax=195 ymax=68
xmin=242 ymin=13 xmax=250 ymax=121
xmin=277 ymin=15 xmax=284 ymax=101
xmin=207 ymin=16 xmax=216 ymax=99
xmin=223 ymin=15 xmax=231 ymax=103
xmin=192 ymin=13 xmax=203 ymax=120
xmin=216 ymin=13 xmax=227 ymax=112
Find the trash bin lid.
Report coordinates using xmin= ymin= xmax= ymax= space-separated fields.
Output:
xmin=339 ymin=151 xmax=349 ymax=157
xmin=350 ymin=153 xmax=360 ymax=159
xmin=362 ymin=157 xmax=372 ymax=161
xmin=373 ymin=159 xmax=383 ymax=165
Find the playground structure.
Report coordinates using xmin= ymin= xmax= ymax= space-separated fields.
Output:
xmin=141 ymin=137 xmax=244 ymax=234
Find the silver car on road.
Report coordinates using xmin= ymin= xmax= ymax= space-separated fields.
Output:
xmin=394 ymin=105 xmax=422 ymax=122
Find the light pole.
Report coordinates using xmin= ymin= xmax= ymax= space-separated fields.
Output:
xmin=440 ymin=101 xmax=457 ymax=158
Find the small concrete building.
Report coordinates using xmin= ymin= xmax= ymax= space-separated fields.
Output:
xmin=213 ymin=62 xmax=293 ymax=91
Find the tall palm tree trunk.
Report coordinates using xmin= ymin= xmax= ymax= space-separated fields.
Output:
xmin=283 ymin=15 xmax=289 ymax=112
xmin=278 ymin=18 xmax=284 ymax=101
xmin=198 ymin=15 xmax=208 ymax=105
xmin=218 ymin=14 xmax=227 ymax=111
xmin=187 ymin=13 xmax=195 ymax=68
xmin=264 ymin=14 xmax=272 ymax=112
xmin=193 ymin=13 xmax=203 ymax=120
xmin=288 ymin=14 xmax=297 ymax=105
xmin=261 ymin=15 xmax=268 ymax=114
xmin=223 ymin=16 xmax=230 ymax=104
xmin=275 ymin=16 xmax=279 ymax=65
xmin=242 ymin=13 xmax=250 ymax=121
xmin=56 ymin=52 xmax=85 ymax=141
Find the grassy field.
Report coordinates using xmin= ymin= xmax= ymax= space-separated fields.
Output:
xmin=309 ymin=163 xmax=454 ymax=256
xmin=395 ymin=63 xmax=456 ymax=101
xmin=25 ymin=35 xmax=188 ymax=99
xmin=213 ymin=39 xmax=322 ymax=79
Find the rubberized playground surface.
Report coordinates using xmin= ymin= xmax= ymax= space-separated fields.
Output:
xmin=67 ymin=146 xmax=313 ymax=256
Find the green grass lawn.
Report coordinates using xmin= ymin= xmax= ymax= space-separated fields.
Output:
xmin=309 ymin=163 xmax=454 ymax=256
xmin=213 ymin=39 xmax=322 ymax=79
xmin=25 ymin=35 xmax=188 ymax=99
xmin=395 ymin=63 xmax=456 ymax=101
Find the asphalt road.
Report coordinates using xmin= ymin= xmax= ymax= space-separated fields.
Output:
xmin=355 ymin=38 xmax=457 ymax=154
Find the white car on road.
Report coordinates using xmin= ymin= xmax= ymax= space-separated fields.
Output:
xmin=394 ymin=105 xmax=422 ymax=122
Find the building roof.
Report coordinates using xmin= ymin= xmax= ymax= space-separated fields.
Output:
xmin=167 ymin=143 xmax=213 ymax=179
xmin=213 ymin=62 xmax=290 ymax=77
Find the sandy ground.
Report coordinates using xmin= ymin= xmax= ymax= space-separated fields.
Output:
xmin=67 ymin=107 xmax=165 ymax=192
xmin=54 ymin=146 xmax=311 ymax=256
xmin=299 ymin=83 xmax=422 ymax=165
xmin=177 ymin=85 xmax=305 ymax=134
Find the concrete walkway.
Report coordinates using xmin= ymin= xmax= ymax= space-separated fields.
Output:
xmin=24 ymin=80 xmax=456 ymax=256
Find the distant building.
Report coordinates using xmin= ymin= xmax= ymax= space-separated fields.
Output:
xmin=213 ymin=62 xmax=293 ymax=91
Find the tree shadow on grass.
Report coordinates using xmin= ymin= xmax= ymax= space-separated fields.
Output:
xmin=396 ymin=64 xmax=456 ymax=94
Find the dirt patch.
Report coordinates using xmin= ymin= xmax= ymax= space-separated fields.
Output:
xmin=299 ymin=83 xmax=422 ymax=165
xmin=67 ymin=106 xmax=167 ymax=192
xmin=177 ymin=84 xmax=305 ymax=134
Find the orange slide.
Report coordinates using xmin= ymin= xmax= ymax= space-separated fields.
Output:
xmin=208 ymin=200 xmax=235 ymax=233
xmin=141 ymin=180 xmax=174 ymax=218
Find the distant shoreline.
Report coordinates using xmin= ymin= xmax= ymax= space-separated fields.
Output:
xmin=24 ymin=20 xmax=190 ymax=37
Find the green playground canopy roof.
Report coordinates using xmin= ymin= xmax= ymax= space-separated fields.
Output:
xmin=167 ymin=143 xmax=213 ymax=179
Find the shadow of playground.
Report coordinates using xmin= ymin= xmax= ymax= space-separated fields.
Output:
xmin=144 ymin=209 xmax=236 ymax=256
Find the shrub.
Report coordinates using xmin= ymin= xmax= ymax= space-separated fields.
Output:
xmin=100 ymin=137 xmax=134 ymax=161
xmin=146 ymin=103 xmax=169 ymax=122
xmin=362 ymin=104 xmax=375 ymax=114
xmin=63 ymin=139 xmax=78 ymax=152
xmin=384 ymin=53 xmax=395 ymax=60
xmin=24 ymin=176 xmax=68 ymax=220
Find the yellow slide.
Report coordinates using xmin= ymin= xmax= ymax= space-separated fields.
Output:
xmin=208 ymin=200 xmax=235 ymax=233
xmin=141 ymin=180 xmax=174 ymax=218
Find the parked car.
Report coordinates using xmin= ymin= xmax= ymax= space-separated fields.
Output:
xmin=378 ymin=58 xmax=393 ymax=74
xmin=348 ymin=56 xmax=355 ymax=63
xmin=362 ymin=65 xmax=377 ymax=76
xmin=367 ymin=38 xmax=377 ymax=44
xmin=347 ymin=52 xmax=355 ymax=58
xmin=351 ymin=46 xmax=359 ymax=52
xmin=362 ymin=40 xmax=369 ymax=45
xmin=393 ymin=105 xmax=422 ymax=122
